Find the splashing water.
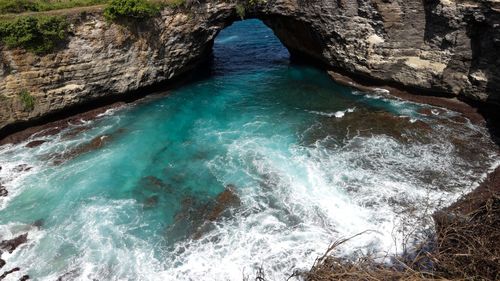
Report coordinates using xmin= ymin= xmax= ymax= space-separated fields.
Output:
xmin=0 ymin=20 xmax=498 ymax=281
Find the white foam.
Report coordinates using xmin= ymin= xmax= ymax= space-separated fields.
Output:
xmin=373 ymin=88 xmax=390 ymax=94
xmin=308 ymin=107 xmax=356 ymax=118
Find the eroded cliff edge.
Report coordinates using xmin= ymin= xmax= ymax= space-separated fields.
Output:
xmin=1 ymin=0 xmax=499 ymax=135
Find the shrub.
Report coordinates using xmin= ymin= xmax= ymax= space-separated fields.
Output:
xmin=0 ymin=16 xmax=69 ymax=54
xmin=235 ymin=4 xmax=245 ymax=19
xmin=0 ymin=0 xmax=39 ymax=14
xmin=19 ymin=90 xmax=35 ymax=111
xmin=165 ymin=0 xmax=185 ymax=8
xmin=103 ymin=0 xmax=160 ymax=21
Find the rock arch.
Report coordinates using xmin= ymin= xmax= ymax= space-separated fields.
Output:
xmin=0 ymin=0 xmax=499 ymax=135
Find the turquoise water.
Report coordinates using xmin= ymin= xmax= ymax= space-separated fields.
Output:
xmin=0 ymin=20 xmax=499 ymax=280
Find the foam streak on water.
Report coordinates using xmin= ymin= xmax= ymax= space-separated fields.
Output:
xmin=0 ymin=20 xmax=498 ymax=281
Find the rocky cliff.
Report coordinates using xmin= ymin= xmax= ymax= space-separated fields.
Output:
xmin=1 ymin=0 xmax=499 ymax=134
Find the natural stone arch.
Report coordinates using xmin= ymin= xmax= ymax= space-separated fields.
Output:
xmin=0 ymin=0 xmax=499 ymax=136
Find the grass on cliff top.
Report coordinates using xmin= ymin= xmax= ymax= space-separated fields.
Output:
xmin=0 ymin=0 xmax=107 ymax=14
xmin=0 ymin=0 xmax=186 ymax=15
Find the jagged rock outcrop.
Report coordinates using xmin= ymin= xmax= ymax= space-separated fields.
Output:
xmin=0 ymin=0 xmax=499 ymax=134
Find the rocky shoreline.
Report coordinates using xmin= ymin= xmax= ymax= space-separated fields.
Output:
xmin=0 ymin=233 xmax=30 ymax=280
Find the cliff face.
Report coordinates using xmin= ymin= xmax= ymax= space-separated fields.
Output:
xmin=1 ymin=0 xmax=499 ymax=133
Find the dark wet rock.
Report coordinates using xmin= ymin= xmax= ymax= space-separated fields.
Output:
xmin=417 ymin=107 xmax=446 ymax=117
xmin=0 ymin=186 xmax=7 ymax=197
xmin=167 ymin=185 xmax=242 ymax=241
xmin=34 ymin=127 xmax=63 ymax=139
xmin=166 ymin=196 xmax=209 ymax=243
xmin=49 ymin=135 xmax=110 ymax=165
xmin=87 ymin=136 xmax=110 ymax=150
xmin=0 ymin=103 xmax=126 ymax=146
xmin=19 ymin=275 xmax=30 ymax=281
xmin=305 ymin=109 xmax=433 ymax=146
xmin=0 ymin=258 xmax=5 ymax=269
xmin=49 ymin=127 xmax=128 ymax=165
xmin=418 ymin=108 xmax=434 ymax=116
xmin=448 ymin=115 xmax=469 ymax=124
xmin=25 ymin=140 xmax=46 ymax=148
xmin=13 ymin=165 xmax=32 ymax=173
xmin=0 ymin=267 xmax=20 ymax=280
xmin=207 ymin=185 xmax=241 ymax=221
xmin=0 ymin=233 xmax=28 ymax=253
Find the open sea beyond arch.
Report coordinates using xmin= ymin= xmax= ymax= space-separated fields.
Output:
xmin=0 ymin=20 xmax=498 ymax=280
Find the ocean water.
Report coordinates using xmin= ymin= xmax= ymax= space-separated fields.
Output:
xmin=0 ymin=20 xmax=498 ymax=280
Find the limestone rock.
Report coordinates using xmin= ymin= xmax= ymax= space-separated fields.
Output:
xmin=0 ymin=0 xmax=498 ymax=132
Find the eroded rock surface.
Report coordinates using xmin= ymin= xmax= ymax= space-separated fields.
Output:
xmin=0 ymin=233 xmax=28 ymax=254
xmin=0 ymin=0 xmax=499 ymax=133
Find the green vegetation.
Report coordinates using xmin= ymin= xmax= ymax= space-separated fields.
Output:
xmin=0 ymin=0 xmax=107 ymax=14
xmin=235 ymin=4 xmax=245 ymax=19
xmin=103 ymin=0 xmax=160 ymax=20
xmin=19 ymin=90 xmax=35 ymax=111
xmin=0 ymin=0 xmax=188 ymax=52
xmin=165 ymin=0 xmax=184 ymax=9
xmin=0 ymin=0 xmax=39 ymax=14
xmin=0 ymin=15 xmax=69 ymax=53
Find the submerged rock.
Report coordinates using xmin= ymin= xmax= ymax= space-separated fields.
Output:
xmin=32 ymin=219 xmax=44 ymax=229
xmin=49 ymin=135 xmax=110 ymax=165
xmin=168 ymin=185 xmax=242 ymax=241
xmin=141 ymin=176 xmax=172 ymax=193
xmin=207 ymin=185 xmax=241 ymax=221
xmin=49 ymin=127 xmax=127 ymax=165
xmin=144 ymin=195 xmax=159 ymax=208
xmin=60 ymin=126 xmax=91 ymax=140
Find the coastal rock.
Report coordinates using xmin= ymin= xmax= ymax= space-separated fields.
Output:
xmin=0 ymin=233 xmax=28 ymax=253
xmin=0 ymin=186 xmax=7 ymax=197
xmin=13 ymin=164 xmax=32 ymax=173
xmin=25 ymin=140 xmax=46 ymax=148
xmin=0 ymin=267 xmax=20 ymax=280
xmin=207 ymin=185 xmax=241 ymax=221
xmin=0 ymin=0 xmax=499 ymax=133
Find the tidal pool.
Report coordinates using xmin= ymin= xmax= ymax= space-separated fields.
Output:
xmin=0 ymin=20 xmax=498 ymax=280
